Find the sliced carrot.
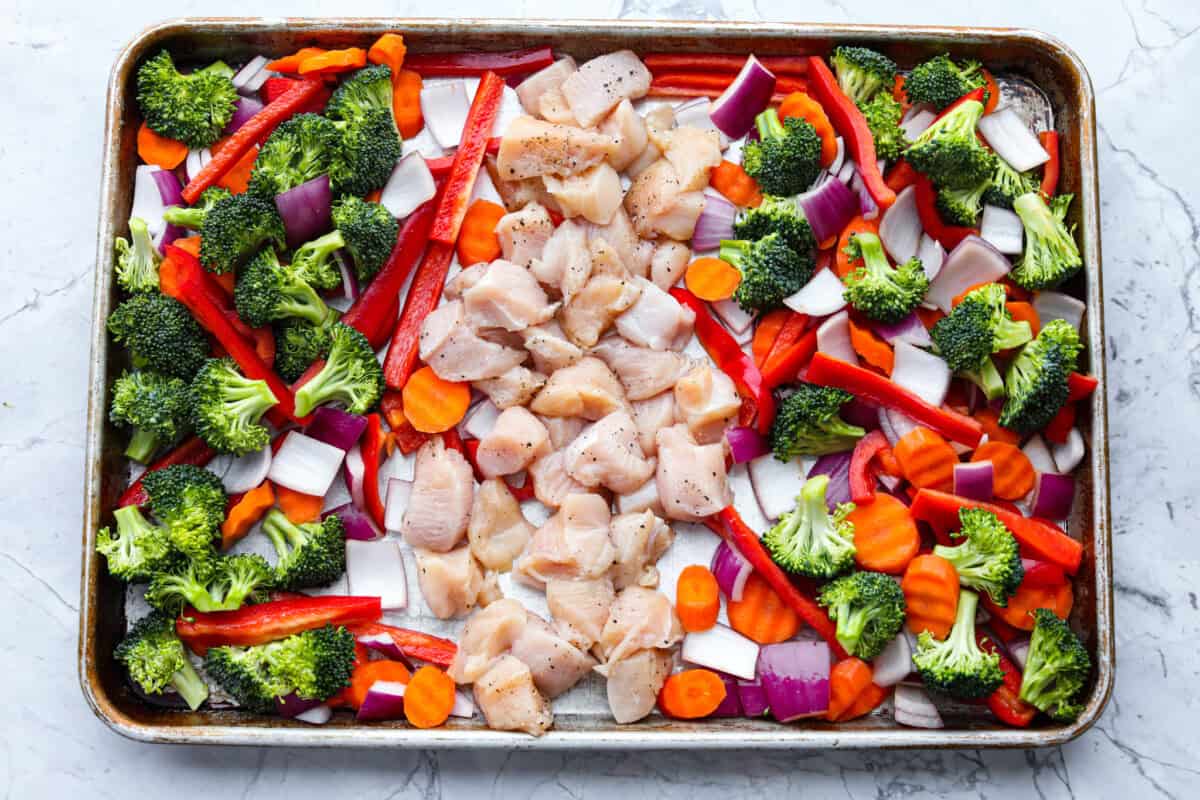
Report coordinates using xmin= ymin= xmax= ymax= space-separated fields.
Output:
xmin=658 ymin=669 xmax=727 ymax=719
xmin=872 ymin=445 xmax=902 ymax=478
xmin=901 ymin=554 xmax=960 ymax=639
xmin=345 ymin=659 xmax=412 ymax=710
xmin=268 ymin=47 xmax=327 ymax=74
xmin=273 ymin=483 xmax=324 ymax=524
xmin=847 ymin=493 xmax=920 ymax=574
xmin=173 ymin=236 xmax=202 ymax=258
xmin=752 ymin=309 xmax=791 ymax=368
xmin=404 ymin=665 xmax=457 ymax=728
xmin=893 ymin=427 xmax=958 ymax=492
xmin=971 ymin=441 xmax=1035 ymax=500
xmin=1005 ymin=301 xmax=1041 ymax=338
xmin=727 ymin=572 xmax=800 ymax=644
xmin=456 ymin=200 xmax=506 ymax=266
xmin=836 ymin=680 xmax=890 ymax=721
xmin=916 ymin=306 xmax=945 ymax=331
xmin=676 ymin=565 xmax=720 ymax=633
xmin=778 ymin=91 xmax=838 ymax=167
xmin=137 ymin=122 xmax=188 ymax=169
xmin=220 ymin=481 xmax=274 ymax=549
xmin=402 ymin=366 xmax=471 ymax=434
xmin=685 ymin=257 xmax=742 ymax=301
xmin=392 ymin=69 xmax=424 ymax=139
xmin=986 ymin=579 xmax=1073 ymax=631
xmin=709 ymin=159 xmax=763 ymax=207
xmin=973 ymin=407 xmax=1021 ymax=446
xmin=982 ymin=69 xmax=1001 ymax=115
xmin=835 ymin=216 xmax=879 ymax=278
xmin=847 ymin=316 xmax=894 ymax=374
xmin=825 ymin=658 xmax=874 ymax=721
xmin=298 ymin=47 xmax=367 ymax=76
xmin=367 ymin=33 xmax=407 ymax=74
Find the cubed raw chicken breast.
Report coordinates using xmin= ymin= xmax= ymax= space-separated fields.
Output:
xmin=623 ymin=159 xmax=706 ymax=241
xmin=521 ymin=320 xmax=585 ymax=374
xmin=510 ymin=613 xmax=597 ymax=698
xmin=538 ymin=87 xmax=579 ymax=125
xmin=468 ymin=478 xmax=536 ymax=571
xmin=538 ymin=414 xmax=587 ymax=450
xmin=474 ymin=366 xmax=547 ymax=410
xmin=629 ymin=392 xmax=678 ymax=456
xmin=495 ymin=203 xmax=554 ymax=267
xmin=615 ymin=277 xmax=695 ymax=350
xmin=478 ymin=570 xmax=504 ymax=607
xmin=402 ymin=437 xmax=475 ymax=552
xmin=615 ymin=476 xmax=664 ymax=516
xmin=560 ymin=274 xmax=642 ymax=347
xmin=532 ymin=220 xmax=590 ymax=301
xmin=514 ymin=493 xmax=616 ymax=587
xmin=588 ymin=237 xmax=629 ymax=280
xmin=448 ymin=598 xmax=528 ymax=684
xmin=659 ymin=125 xmax=723 ymax=192
xmin=591 ymin=336 xmax=692 ymax=400
xmin=602 ymin=647 xmax=673 ymax=724
xmin=599 ymin=98 xmax=649 ymax=172
xmin=609 ymin=510 xmax=675 ymax=590
xmin=419 ymin=300 xmax=527 ymax=382
xmin=444 ymin=261 xmax=488 ymax=300
xmin=516 ymin=57 xmax=578 ymax=116
xmin=596 ymin=585 xmax=683 ymax=665
xmin=543 ymin=163 xmax=623 ymax=225
xmin=462 ymin=259 xmax=555 ymax=331
xmin=562 ymin=410 xmax=656 ymax=494
xmin=474 ymin=655 xmax=554 ymax=736
xmin=486 ymin=155 xmax=561 ymax=212
xmin=560 ymin=50 xmax=652 ymax=128
xmin=497 ymin=116 xmax=617 ymax=180
xmin=650 ymin=241 xmax=690 ymax=291
xmin=654 ymin=423 xmax=733 ymax=521
xmin=674 ymin=363 xmax=742 ymax=444
xmin=476 ymin=406 xmax=551 ymax=478
xmin=528 ymin=450 xmax=590 ymax=509
xmin=546 ymin=577 xmax=615 ymax=650
xmin=413 ymin=545 xmax=485 ymax=619
xmin=530 ymin=357 xmax=627 ymax=420
xmin=589 ymin=207 xmax=653 ymax=278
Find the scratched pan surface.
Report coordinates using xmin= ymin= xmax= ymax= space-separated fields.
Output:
xmin=80 ymin=18 xmax=1111 ymax=749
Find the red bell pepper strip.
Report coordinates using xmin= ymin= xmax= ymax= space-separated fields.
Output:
xmin=644 ymin=53 xmax=810 ymax=77
xmin=1021 ymin=558 xmax=1068 ymax=589
xmin=175 ymin=595 xmax=383 ymax=655
xmin=117 ymin=436 xmax=216 ymax=508
xmin=424 ymin=138 xmax=501 ymax=179
xmin=348 ymin=621 xmax=458 ymax=667
xmin=182 ymin=78 xmax=327 ymax=204
xmin=379 ymin=391 xmax=429 ymax=454
xmin=807 ymin=352 xmax=983 ymax=447
xmin=885 ymin=160 xmax=919 ymax=193
xmin=805 ymin=56 xmax=895 ymax=211
xmin=1043 ymin=401 xmax=1076 ymax=444
xmin=849 ymin=430 xmax=889 ymax=503
xmin=930 ymin=87 xmax=987 ymax=124
xmin=1038 ymin=130 xmax=1060 ymax=200
xmin=361 ymin=414 xmax=387 ymax=530
xmin=650 ymin=72 xmax=807 ymax=96
xmin=669 ymin=288 xmax=776 ymax=435
xmin=430 ymin=72 xmax=505 ymax=245
xmin=1067 ymin=372 xmax=1099 ymax=402
xmin=914 ymin=175 xmax=978 ymax=251
xmin=976 ymin=631 xmax=1038 ymax=727
xmin=403 ymin=46 xmax=554 ymax=78
xmin=762 ymin=312 xmax=810 ymax=367
xmin=382 ymin=242 xmax=456 ymax=389
xmin=714 ymin=506 xmax=847 ymax=659
xmin=909 ymin=488 xmax=1083 ymax=574
xmin=761 ymin=329 xmax=818 ymax=389
xmin=259 ymin=76 xmax=332 ymax=113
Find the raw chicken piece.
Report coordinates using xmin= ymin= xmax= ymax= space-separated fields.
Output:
xmin=486 ymin=155 xmax=561 ymax=212
xmin=674 ymin=363 xmax=741 ymax=444
xmin=562 ymin=410 xmax=656 ymax=494
xmin=603 ymin=648 xmax=674 ymax=724
xmin=515 ymin=493 xmax=616 ymax=586
xmin=658 ymin=125 xmax=723 ymax=192
xmin=560 ymin=50 xmax=652 ymax=128
xmin=474 ymin=366 xmax=547 ymax=410
xmin=615 ymin=277 xmax=695 ymax=350
xmin=654 ymin=423 xmax=733 ymax=521
xmin=591 ymin=336 xmax=691 ymax=401
xmin=528 ymin=450 xmax=590 ymax=509
xmin=538 ymin=414 xmax=587 ymax=449
xmin=629 ymin=392 xmax=678 ymax=456
xmin=599 ymin=99 xmax=649 ymax=172
xmin=516 ymin=57 xmax=577 ymax=116
xmin=609 ymin=510 xmax=674 ymax=590
xmin=615 ymin=476 xmax=663 ymax=516
xmin=543 ymin=163 xmax=623 ymax=225
xmin=468 ymin=478 xmax=536 ymax=571
xmin=476 ymin=407 xmax=551 ymax=478
xmin=444 ymin=262 xmax=488 ymax=300
xmin=419 ymin=300 xmax=527 ymax=382
xmin=560 ymin=274 xmax=642 ymax=347
xmin=650 ymin=241 xmax=690 ymax=290
xmin=496 ymin=116 xmax=617 ymax=180
xmin=448 ymin=598 xmax=528 ymax=684
xmin=538 ymin=88 xmax=579 ymax=125
xmin=510 ymin=613 xmax=597 ymax=698
xmin=546 ymin=577 xmax=615 ymax=650
xmin=462 ymin=259 xmax=554 ymax=331
xmin=522 ymin=320 xmax=584 ymax=374
xmin=624 ymin=105 xmax=673 ymax=179
xmin=531 ymin=220 xmax=591 ymax=301
xmin=495 ymin=203 xmax=554 ymax=267
xmin=597 ymin=586 xmax=683 ymax=665
xmin=413 ymin=545 xmax=484 ymax=619
xmin=402 ymin=437 xmax=474 ymax=552
xmin=478 ymin=570 xmax=504 ymax=606
xmin=588 ymin=207 xmax=653 ymax=278
xmin=624 ymin=159 xmax=706 ymax=241
xmin=530 ymin=357 xmax=627 ymax=420
xmin=588 ymin=238 xmax=629 ymax=283
xmin=474 ymin=655 xmax=554 ymax=736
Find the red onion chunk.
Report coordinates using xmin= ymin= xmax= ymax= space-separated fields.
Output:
xmin=711 ymin=672 xmax=743 ymax=717
xmin=158 ymin=222 xmax=188 ymax=254
xmin=1031 ymin=472 xmax=1075 ymax=521
xmin=276 ymin=174 xmax=332 ymax=249
xmin=758 ymin=640 xmax=831 ymax=722
xmin=872 ymin=312 xmax=932 ymax=348
xmin=674 ymin=97 xmax=731 ymax=149
xmin=737 ymin=674 xmax=770 ymax=717
xmin=709 ymin=55 xmax=777 ymax=139
xmin=357 ymin=633 xmax=410 ymax=662
xmin=325 ymin=501 xmax=383 ymax=541
xmin=927 ymin=236 xmax=1012 ymax=312
xmin=953 ymin=461 xmax=994 ymax=501
xmin=682 ymin=623 xmax=760 ymax=680
xmin=691 ymin=192 xmax=738 ymax=250
xmin=151 ymin=168 xmax=185 ymax=208
xmin=305 ymin=406 xmax=368 ymax=451
xmin=275 ymin=692 xmax=324 ymax=718
xmin=841 ymin=397 xmax=881 ymax=431
xmin=798 ymin=176 xmax=859 ymax=243
xmin=1007 ymin=636 xmax=1031 ymax=670
xmin=870 ymin=630 xmax=913 ymax=687
xmin=356 ymin=680 xmax=408 ymax=721
xmin=224 ymin=96 xmax=265 ymax=135
xmin=726 ymin=426 xmax=769 ymax=464
xmin=807 ymin=451 xmax=853 ymax=510
xmin=334 ymin=251 xmax=360 ymax=303
xmin=710 ymin=539 xmax=753 ymax=602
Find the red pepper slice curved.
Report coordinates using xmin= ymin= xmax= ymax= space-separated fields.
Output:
xmin=425 ymin=138 xmax=501 ymax=179
xmin=118 ymin=436 xmax=216 ymax=508
xmin=1067 ymin=372 xmax=1098 ymax=402
xmin=382 ymin=243 xmax=456 ymax=390
xmin=430 ymin=72 xmax=505 ymax=245
xmin=849 ymin=430 xmax=889 ymax=503
xmin=761 ymin=329 xmax=818 ymax=389
xmin=175 ymin=595 xmax=382 ymax=655
xmin=1038 ymin=130 xmax=1060 ymax=201
xmin=361 ymin=414 xmax=386 ymax=530
xmin=914 ymin=175 xmax=978 ymax=252
xmin=977 ymin=631 xmax=1038 ymax=727
xmin=347 ymin=621 xmax=458 ymax=667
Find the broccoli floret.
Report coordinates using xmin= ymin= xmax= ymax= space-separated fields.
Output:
xmin=769 ymin=382 xmax=866 ymax=459
xmin=933 ymin=508 xmax=1024 ymax=607
xmin=1009 ymin=192 xmax=1082 ymax=290
xmin=718 ymin=234 xmax=811 ymax=314
xmin=274 ymin=318 xmax=334 ymax=383
xmin=905 ymin=98 xmax=996 ymax=189
xmin=1019 ymin=609 xmax=1091 ymax=722
xmin=331 ymin=196 xmax=399 ymax=283
xmin=190 ymin=358 xmax=278 ymax=456
xmin=912 ymin=589 xmax=1004 ymax=699
xmin=162 ymin=186 xmax=232 ymax=230
xmin=841 ymin=231 xmax=929 ymax=323
xmin=932 ymin=283 xmax=1033 ymax=400
xmin=113 ymin=217 xmax=162 ymax=294
xmin=329 ymin=109 xmax=404 ymax=198
xmin=95 ymin=505 xmax=176 ymax=582
xmin=146 ymin=553 xmax=274 ymax=614
xmin=819 ymin=571 xmax=906 ymax=659
xmin=831 ymin=46 xmax=898 ymax=107
xmin=983 ymin=157 xmax=1039 ymax=209
xmin=141 ymin=464 xmax=227 ymax=560
xmin=741 ymin=109 xmax=823 ymax=197
xmin=732 ymin=195 xmax=817 ymax=256
xmin=325 ymin=65 xmax=399 ymax=133
xmin=110 ymin=370 xmax=192 ymax=462
xmin=261 ymin=509 xmax=347 ymax=590
xmin=860 ymin=92 xmax=910 ymax=162
xmin=763 ymin=474 xmax=857 ymax=579
xmin=107 ymin=292 xmax=209 ymax=380
xmin=1000 ymin=319 xmax=1083 ymax=433
xmin=290 ymin=230 xmax=347 ymax=291
xmin=199 ymin=192 xmax=286 ymax=274
xmin=904 ymin=53 xmax=988 ymax=111
xmin=936 ymin=175 xmax=990 ymax=226
xmin=116 ymin=611 xmax=209 ymax=710
xmin=292 ymin=322 xmax=384 ymax=416
xmin=204 ymin=624 xmax=356 ymax=713
xmin=136 ymin=51 xmax=237 ymax=149
xmin=235 ymin=247 xmax=332 ymax=328
xmin=248 ymin=113 xmax=340 ymax=200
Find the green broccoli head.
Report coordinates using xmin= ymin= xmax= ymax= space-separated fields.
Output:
xmin=1010 ymin=192 xmax=1082 ymax=290
xmin=841 ymin=231 xmax=929 ymax=323
xmin=292 ymin=322 xmax=384 ymax=416
xmin=830 ymin=46 xmax=898 ymax=107
xmin=905 ymin=99 xmax=996 ymax=189
xmin=903 ymin=53 xmax=988 ymax=110
xmin=110 ymin=370 xmax=193 ymax=462
xmin=936 ymin=176 xmax=990 ymax=226
xmin=141 ymin=463 xmax=227 ymax=560
xmin=932 ymin=283 xmax=1033 ymax=373
xmin=199 ymin=192 xmax=286 ymax=274
xmin=116 ymin=610 xmax=209 ymax=710
xmin=742 ymin=109 xmax=823 ymax=197
xmin=860 ymin=92 xmax=910 ymax=162
xmin=1000 ymin=319 xmax=1083 ymax=433
xmin=329 ymin=108 xmax=404 ymax=198
xmin=190 ymin=357 xmax=278 ymax=456
xmin=769 ymin=382 xmax=866 ymax=460
xmin=290 ymin=230 xmax=347 ymax=291
xmin=274 ymin=317 xmax=335 ymax=383
xmin=248 ymin=113 xmax=340 ymax=200
xmin=933 ymin=508 xmax=1024 ymax=607
xmin=261 ymin=509 xmax=347 ymax=589
xmin=162 ymin=186 xmax=232 ymax=230
xmin=146 ymin=552 xmax=273 ymax=614
xmin=107 ymin=292 xmax=210 ymax=380
xmin=912 ymin=589 xmax=1004 ymax=699
xmin=113 ymin=217 xmax=162 ymax=294
xmin=1019 ymin=608 xmax=1091 ymax=722
xmin=325 ymin=65 xmax=398 ymax=131
xmin=732 ymin=195 xmax=817 ymax=256
xmin=95 ymin=505 xmax=177 ymax=582
xmin=763 ymin=474 xmax=857 ymax=579
xmin=983 ymin=157 xmax=1039 ymax=209
xmin=136 ymin=50 xmax=237 ymax=148
xmin=719 ymin=234 xmax=811 ymax=314
xmin=331 ymin=196 xmax=399 ymax=283
xmin=819 ymin=571 xmax=906 ymax=659
xmin=235 ymin=247 xmax=332 ymax=328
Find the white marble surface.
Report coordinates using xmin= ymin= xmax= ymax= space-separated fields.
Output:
xmin=3 ymin=0 xmax=1198 ymax=796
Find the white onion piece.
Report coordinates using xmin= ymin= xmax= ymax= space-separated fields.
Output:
xmin=1007 ymin=636 xmax=1031 ymax=670
xmin=295 ymin=705 xmax=332 ymax=725
xmin=879 ymin=186 xmax=923 ymax=264
xmin=872 ymin=313 xmax=932 ymax=347
xmin=204 ymin=453 xmax=234 ymax=481
xmin=420 ymin=80 xmax=471 ymax=148
xmin=461 ymin=399 xmax=501 ymax=440
xmin=747 ymin=453 xmax=807 ymax=521
xmin=828 ymin=136 xmax=845 ymax=177
xmin=343 ymin=444 xmax=366 ymax=509
xmin=469 ymin=165 xmax=505 ymax=206
xmin=980 ymin=205 xmax=1024 ymax=255
xmin=816 ymin=310 xmax=859 ymax=365
xmin=926 ymin=236 xmax=1012 ymax=312
xmin=401 ymin=125 xmax=445 ymax=159
xmin=871 ymin=632 xmax=912 ymax=687
xmin=221 ymin=446 xmax=272 ymax=494
xmin=916 ymin=234 xmax=946 ymax=283
xmin=346 ymin=539 xmax=408 ymax=610
xmin=243 ymin=68 xmax=274 ymax=95
xmin=977 ymin=107 xmax=1050 ymax=172
xmin=267 ymin=432 xmax=345 ymax=497
xmin=1033 ymin=291 xmax=1086 ymax=332
xmin=1022 ymin=434 xmax=1058 ymax=474
xmin=711 ymin=298 xmax=755 ymax=335
xmin=894 ymin=685 xmax=943 ymax=729
xmin=131 ymin=166 xmax=168 ymax=237
xmin=1051 ymin=427 xmax=1085 ymax=473
xmin=379 ymin=448 xmax=416 ymax=484
xmin=836 ymin=159 xmax=857 ymax=184
xmin=900 ymin=108 xmax=937 ymax=140
xmin=185 ymin=148 xmax=211 ymax=182
xmin=232 ymin=55 xmax=269 ymax=90
xmin=681 ymin=623 xmax=760 ymax=680
xmin=886 ymin=407 xmax=919 ymax=442
xmin=890 ymin=342 xmax=951 ymax=407
xmin=384 ymin=478 xmax=413 ymax=533
xmin=450 ymin=689 xmax=476 ymax=718
xmin=877 ymin=406 xmax=899 ymax=446
xmin=381 ymin=153 xmax=436 ymax=219
xmin=673 ymin=97 xmax=730 ymax=149
xmin=784 ymin=268 xmax=847 ymax=316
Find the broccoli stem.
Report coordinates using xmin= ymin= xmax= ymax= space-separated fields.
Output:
xmin=963 ymin=358 xmax=1006 ymax=402
xmin=124 ymin=427 xmax=161 ymax=463
xmin=171 ymin=660 xmax=210 ymax=710
xmin=947 ymin=588 xmax=979 ymax=652
xmin=755 ymin=109 xmax=786 ymax=141
xmin=853 ymin=232 xmax=889 ymax=278
xmin=263 ymin=510 xmax=299 ymax=558
xmin=162 ymin=205 xmax=206 ymax=229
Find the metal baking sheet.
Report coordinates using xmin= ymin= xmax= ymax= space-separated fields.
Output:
xmin=80 ymin=17 xmax=1112 ymax=749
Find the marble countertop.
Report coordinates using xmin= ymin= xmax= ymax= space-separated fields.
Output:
xmin=4 ymin=0 xmax=1196 ymax=796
